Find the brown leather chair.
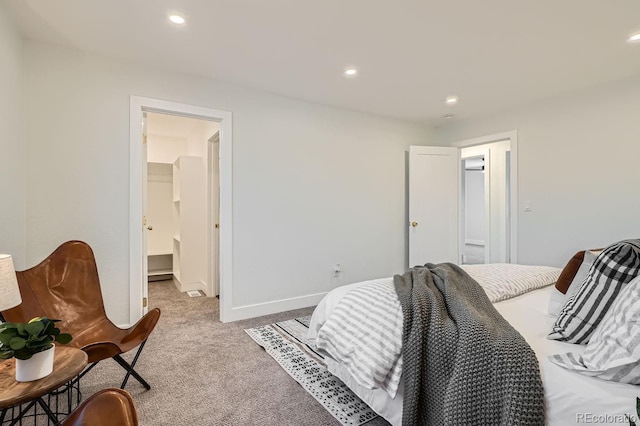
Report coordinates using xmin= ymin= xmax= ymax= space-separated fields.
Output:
xmin=62 ymin=388 xmax=138 ymax=426
xmin=2 ymin=240 xmax=161 ymax=390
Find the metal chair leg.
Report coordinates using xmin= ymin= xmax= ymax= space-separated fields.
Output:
xmin=76 ymin=345 xmax=152 ymax=390
xmin=113 ymin=340 xmax=150 ymax=390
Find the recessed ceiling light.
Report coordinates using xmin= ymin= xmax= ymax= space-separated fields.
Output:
xmin=169 ymin=14 xmax=185 ymax=25
xmin=344 ymin=68 xmax=358 ymax=77
xmin=446 ymin=96 xmax=458 ymax=105
xmin=628 ymin=32 xmax=640 ymax=42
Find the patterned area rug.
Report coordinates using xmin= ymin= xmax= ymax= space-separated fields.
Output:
xmin=245 ymin=316 xmax=380 ymax=426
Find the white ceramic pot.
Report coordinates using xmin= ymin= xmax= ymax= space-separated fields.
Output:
xmin=15 ymin=345 xmax=55 ymax=382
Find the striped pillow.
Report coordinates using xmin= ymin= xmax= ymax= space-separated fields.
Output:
xmin=548 ymin=276 xmax=640 ymax=384
xmin=461 ymin=263 xmax=560 ymax=303
xmin=314 ymin=278 xmax=404 ymax=398
xmin=548 ymin=239 xmax=640 ymax=344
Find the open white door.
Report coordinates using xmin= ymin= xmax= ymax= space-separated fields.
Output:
xmin=214 ymin=140 xmax=220 ymax=297
xmin=409 ymin=146 xmax=460 ymax=267
xmin=208 ymin=132 xmax=221 ymax=297
xmin=141 ymin=112 xmax=149 ymax=315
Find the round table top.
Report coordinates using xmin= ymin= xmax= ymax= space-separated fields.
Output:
xmin=0 ymin=346 xmax=88 ymax=409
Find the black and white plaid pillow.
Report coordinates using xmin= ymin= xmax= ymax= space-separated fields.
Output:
xmin=548 ymin=239 xmax=640 ymax=344
xmin=548 ymin=275 xmax=640 ymax=384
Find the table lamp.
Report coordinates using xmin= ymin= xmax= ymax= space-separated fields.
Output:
xmin=0 ymin=254 xmax=22 ymax=321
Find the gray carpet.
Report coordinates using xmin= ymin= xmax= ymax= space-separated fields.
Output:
xmin=80 ymin=279 xmax=390 ymax=426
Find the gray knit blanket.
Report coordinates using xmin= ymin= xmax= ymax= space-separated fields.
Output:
xmin=394 ymin=263 xmax=545 ymax=426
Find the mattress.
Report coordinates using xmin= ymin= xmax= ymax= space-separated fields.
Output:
xmin=309 ymin=279 xmax=639 ymax=426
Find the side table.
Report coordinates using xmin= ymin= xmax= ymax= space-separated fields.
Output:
xmin=0 ymin=346 xmax=88 ymax=425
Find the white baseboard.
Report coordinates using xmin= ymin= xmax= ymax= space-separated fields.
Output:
xmin=121 ymin=292 xmax=327 ymax=326
xmin=221 ymin=292 xmax=328 ymax=322
xmin=177 ymin=280 xmax=207 ymax=294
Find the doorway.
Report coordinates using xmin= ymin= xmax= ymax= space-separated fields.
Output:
xmin=145 ymin=112 xmax=219 ymax=301
xmin=129 ymin=97 xmax=233 ymax=324
xmin=454 ymin=132 xmax=517 ymax=264
xmin=461 ymin=154 xmax=488 ymax=264
xmin=408 ymin=131 xmax=517 ymax=267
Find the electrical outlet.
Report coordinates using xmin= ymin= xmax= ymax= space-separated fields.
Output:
xmin=333 ymin=264 xmax=341 ymax=277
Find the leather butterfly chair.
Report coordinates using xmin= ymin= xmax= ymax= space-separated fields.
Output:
xmin=62 ymin=388 xmax=139 ymax=426
xmin=2 ymin=240 xmax=161 ymax=390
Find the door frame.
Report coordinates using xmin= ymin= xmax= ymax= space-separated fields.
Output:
xmin=130 ymin=96 xmax=233 ymax=323
xmin=452 ymin=130 xmax=518 ymax=264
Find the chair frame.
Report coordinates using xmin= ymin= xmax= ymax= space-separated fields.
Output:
xmin=2 ymin=240 xmax=161 ymax=391
xmin=78 ymin=341 xmax=150 ymax=390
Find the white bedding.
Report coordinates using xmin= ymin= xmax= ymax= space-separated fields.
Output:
xmin=309 ymin=268 xmax=639 ymax=426
xmin=309 ymin=264 xmax=561 ymax=402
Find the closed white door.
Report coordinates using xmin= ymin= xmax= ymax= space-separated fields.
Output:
xmin=409 ymin=146 xmax=460 ymax=267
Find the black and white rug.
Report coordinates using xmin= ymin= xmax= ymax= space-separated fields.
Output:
xmin=245 ymin=316 xmax=379 ymax=426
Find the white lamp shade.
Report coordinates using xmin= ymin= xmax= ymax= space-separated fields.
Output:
xmin=0 ymin=254 xmax=22 ymax=312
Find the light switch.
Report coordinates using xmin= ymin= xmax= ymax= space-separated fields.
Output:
xmin=524 ymin=201 xmax=532 ymax=212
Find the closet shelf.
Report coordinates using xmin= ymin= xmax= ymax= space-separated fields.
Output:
xmin=148 ymin=250 xmax=172 ymax=257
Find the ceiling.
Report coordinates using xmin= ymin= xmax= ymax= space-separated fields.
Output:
xmin=4 ymin=0 xmax=640 ymax=124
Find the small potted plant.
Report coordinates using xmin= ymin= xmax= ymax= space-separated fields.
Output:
xmin=0 ymin=317 xmax=72 ymax=382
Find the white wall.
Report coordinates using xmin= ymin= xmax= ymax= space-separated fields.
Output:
xmin=186 ymin=120 xmax=218 ymax=160
xmin=0 ymin=4 xmax=26 ymax=268
xmin=147 ymin=164 xmax=173 ymax=255
xmin=23 ymin=41 xmax=432 ymax=323
xmin=436 ymin=76 xmax=640 ymax=267
xmin=464 ymin=169 xmax=484 ymax=242
xmin=146 ymin=112 xmax=219 ymax=164
xmin=147 ymin=135 xmax=188 ymax=164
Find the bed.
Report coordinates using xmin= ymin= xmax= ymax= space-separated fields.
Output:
xmin=308 ymin=259 xmax=640 ymax=426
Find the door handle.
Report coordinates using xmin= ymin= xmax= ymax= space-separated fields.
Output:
xmin=410 ymin=221 xmax=418 ymax=227
xmin=147 ymin=225 xmax=153 ymax=231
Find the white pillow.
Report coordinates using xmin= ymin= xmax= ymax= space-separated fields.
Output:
xmin=548 ymin=275 xmax=640 ymax=384
xmin=547 ymin=250 xmax=598 ymax=317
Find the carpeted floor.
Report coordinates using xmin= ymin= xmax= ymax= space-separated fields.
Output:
xmin=79 ymin=279 xmax=349 ymax=425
